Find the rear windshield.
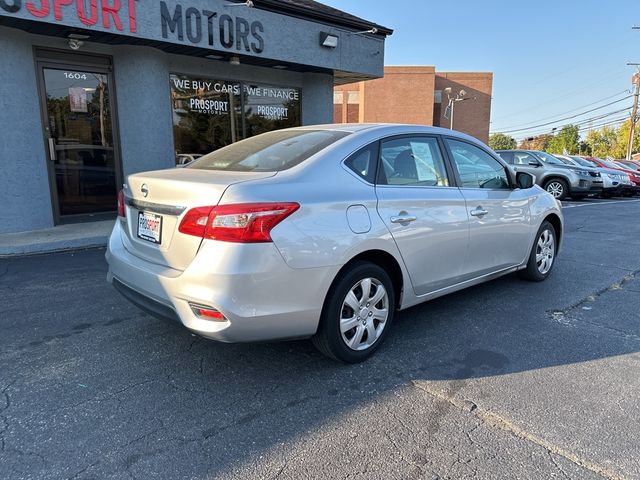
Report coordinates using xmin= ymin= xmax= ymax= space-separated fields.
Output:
xmin=187 ymin=129 xmax=350 ymax=172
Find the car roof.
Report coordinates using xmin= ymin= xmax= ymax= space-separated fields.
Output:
xmin=290 ymin=123 xmax=486 ymax=144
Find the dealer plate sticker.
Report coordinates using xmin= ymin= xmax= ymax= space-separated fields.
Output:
xmin=137 ymin=211 xmax=162 ymax=244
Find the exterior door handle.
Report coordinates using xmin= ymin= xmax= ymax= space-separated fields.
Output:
xmin=390 ymin=215 xmax=417 ymax=224
xmin=470 ymin=207 xmax=488 ymax=217
xmin=47 ymin=138 xmax=57 ymax=162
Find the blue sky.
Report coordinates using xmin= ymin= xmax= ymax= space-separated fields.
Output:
xmin=321 ymin=0 xmax=639 ymax=140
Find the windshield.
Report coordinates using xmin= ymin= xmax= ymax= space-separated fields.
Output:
xmin=188 ymin=129 xmax=350 ymax=172
xmin=618 ymin=162 xmax=640 ymax=171
xmin=600 ymin=159 xmax=623 ymax=170
xmin=534 ymin=151 xmax=565 ymax=165
xmin=570 ymin=156 xmax=597 ymax=168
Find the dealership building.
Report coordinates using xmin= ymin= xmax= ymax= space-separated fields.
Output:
xmin=0 ymin=0 xmax=391 ymax=234
xmin=334 ymin=66 xmax=493 ymax=143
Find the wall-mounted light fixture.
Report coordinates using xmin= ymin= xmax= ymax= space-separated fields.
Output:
xmin=225 ymin=0 xmax=253 ymax=7
xmin=68 ymin=39 xmax=84 ymax=50
xmin=229 ymin=56 xmax=241 ymax=65
xmin=320 ymin=32 xmax=339 ymax=48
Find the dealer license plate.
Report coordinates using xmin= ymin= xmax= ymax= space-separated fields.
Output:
xmin=137 ymin=211 xmax=163 ymax=244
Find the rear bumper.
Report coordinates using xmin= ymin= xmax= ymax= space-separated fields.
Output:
xmin=106 ymin=221 xmax=338 ymax=343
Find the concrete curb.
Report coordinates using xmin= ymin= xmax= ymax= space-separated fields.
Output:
xmin=0 ymin=220 xmax=113 ymax=258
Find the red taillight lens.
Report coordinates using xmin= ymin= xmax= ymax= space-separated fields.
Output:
xmin=117 ymin=189 xmax=126 ymax=218
xmin=178 ymin=202 xmax=299 ymax=243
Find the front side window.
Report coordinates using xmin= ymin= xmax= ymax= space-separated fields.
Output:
xmin=188 ymin=129 xmax=349 ymax=172
xmin=378 ymin=137 xmax=449 ymax=187
xmin=445 ymin=139 xmax=510 ymax=189
xmin=534 ymin=151 xmax=565 ymax=165
xmin=513 ymin=152 xmax=540 ymax=165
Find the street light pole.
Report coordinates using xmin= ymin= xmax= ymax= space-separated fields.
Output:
xmin=443 ymin=88 xmax=467 ymax=131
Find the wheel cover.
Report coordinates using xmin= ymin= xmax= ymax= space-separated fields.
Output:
xmin=546 ymin=182 xmax=564 ymax=198
xmin=339 ymin=277 xmax=389 ymax=351
xmin=536 ymin=228 xmax=555 ymax=275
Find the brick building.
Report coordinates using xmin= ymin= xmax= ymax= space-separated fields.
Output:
xmin=334 ymin=66 xmax=493 ymax=143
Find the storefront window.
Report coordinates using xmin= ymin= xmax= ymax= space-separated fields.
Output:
xmin=243 ymin=83 xmax=301 ymax=138
xmin=170 ymin=74 xmax=301 ymax=165
xmin=170 ymin=74 xmax=242 ymax=164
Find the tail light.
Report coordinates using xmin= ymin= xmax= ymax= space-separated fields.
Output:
xmin=117 ymin=189 xmax=126 ymax=218
xmin=178 ymin=202 xmax=300 ymax=243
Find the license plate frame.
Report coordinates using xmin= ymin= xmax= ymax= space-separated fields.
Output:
xmin=137 ymin=211 xmax=163 ymax=244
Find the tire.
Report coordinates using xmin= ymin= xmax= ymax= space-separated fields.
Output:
xmin=518 ymin=221 xmax=557 ymax=282
xmin=312 ymin=261 xmax=395 ymax=363
xmin=543 ymin=178 xmax=568 ymax=200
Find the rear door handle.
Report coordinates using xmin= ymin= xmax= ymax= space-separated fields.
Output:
xmin=470 ymin=207 xmax=488 ymax=217
xmin=390 ymin=215 xmax=417 ymax=224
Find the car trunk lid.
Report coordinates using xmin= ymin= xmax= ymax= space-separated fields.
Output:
xmin=120 ymin=168 xmax=276 ymax=271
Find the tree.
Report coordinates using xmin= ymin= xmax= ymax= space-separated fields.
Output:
xmin=488 ymin=133 xmax=516 ymax=150
xmin=585 ymin=126 xmax=618 ymax=158
xmin=546 ymin=125 xmax=579 ymax=155
xmin=614 ymin=119 xmax=640 ymax=159
xmin=518 ymin=134 xmax=551 ymax=151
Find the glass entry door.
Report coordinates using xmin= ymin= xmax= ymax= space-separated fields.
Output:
xmin=39 ymin=61 xmax=120 ymax=220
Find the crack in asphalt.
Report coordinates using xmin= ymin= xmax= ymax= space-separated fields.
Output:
xmin=411 ymin=381 xmax=626 ymax=480
xmin=547 ymin=270 xmax=640 ymax=341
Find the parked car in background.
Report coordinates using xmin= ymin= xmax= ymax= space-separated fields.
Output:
xmin=176 ymin=153 xmax=203 ymax=166
xmin=107 ymin=124 xmax=563 ymax=363
xmin=554 ymin=155 xmax=627 ymax=198
xmin=585 ymin=157 xmax=640 ymax=196
xmin=495 ymin=149 xmax=602 ymax=200
xmin=616 ymin=159 xmax=640 ymax=172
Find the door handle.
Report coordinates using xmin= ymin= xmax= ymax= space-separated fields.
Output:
xmin=47 ymin=138 xmax=57 ymax=162
xmin=470 ymin=207 xmax=488 ymax=217
xmin=390 ymin=215 xmax=417 ymax=224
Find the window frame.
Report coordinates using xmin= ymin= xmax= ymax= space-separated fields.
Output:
xmin=342 ymin=141 xmax=381 ymax=185
xmin=441 ymin=136 xmax=516 ymax=190
xmin=374 ymin=134 xmax=458 ymax=189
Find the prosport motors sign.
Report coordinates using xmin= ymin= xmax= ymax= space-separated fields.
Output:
xmin=0 ymin=0 xmax=264 ymax=54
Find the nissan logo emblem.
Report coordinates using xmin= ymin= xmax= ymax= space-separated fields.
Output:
xmin=141 ymin=184 xmax=149 ymax=198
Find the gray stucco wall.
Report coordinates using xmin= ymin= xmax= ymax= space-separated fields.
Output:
xmin=0 ymin=27 xmax=53 ymax=233
xmin=0 ymin=26 xmax=335 ymax=233
xmin=112 ymin=47 xmax=175 ymax=176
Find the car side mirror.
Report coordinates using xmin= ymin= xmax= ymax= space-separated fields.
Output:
xmin=528 ymin=160 xmax=542 ymax=167
xmin=516 ymin=172 xmax=535 ymax=189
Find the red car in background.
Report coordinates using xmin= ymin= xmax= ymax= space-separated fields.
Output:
xmin=583 ymin=157 xmax=640 ymax=195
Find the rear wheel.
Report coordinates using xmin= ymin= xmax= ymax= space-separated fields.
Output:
xmin=543 ymin=179 xmax=568 ymax=200
xmin=519 ymin=221 xmax=557 ymax=282
xmin=312 ymin=261 xmax=395 ymax=363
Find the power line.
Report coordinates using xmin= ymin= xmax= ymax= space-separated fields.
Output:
xmin=491 ymin=67 xmax=629 ymax=123
xmin=513 ymin=116 xmax=630 ymax=141
xmin=491 ymin=90 xmax=630 ymax=131
xmin=494 ymin=96 xmax=632 ymax=134
xmin=509 ymin=107 xmax=631 ymax=139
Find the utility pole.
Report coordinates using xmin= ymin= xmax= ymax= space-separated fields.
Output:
xmin=626 ymin=66 xmax=640 ymax=160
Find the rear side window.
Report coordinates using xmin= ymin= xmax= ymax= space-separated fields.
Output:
xmin=378 ymin=137 xmax=449 ymax=187
xmin=188 ymin=129 xmax=350 ymax=172
xmin=496 ymin=151 xmax=514 ymax=164
xmin=345 ymin=143 xmax=379 ymax=183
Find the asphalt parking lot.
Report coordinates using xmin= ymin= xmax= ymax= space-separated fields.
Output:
xmin=2 ymin=197 xmax=640 ymax=480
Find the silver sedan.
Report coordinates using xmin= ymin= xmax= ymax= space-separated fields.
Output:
xmin=106 ymin=124 xmax=563 ymax=363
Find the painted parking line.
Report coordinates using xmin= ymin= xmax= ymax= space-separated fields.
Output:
xmin=562 ymin=198 xmax=640 ymax=209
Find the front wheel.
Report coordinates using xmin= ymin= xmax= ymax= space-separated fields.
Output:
xmin=519 ymin=221 xmax=557 ymax=282
xmin=312 ymin=261 xmax=395 ymax=363
xmin=543 ymin=179 xmax=568 ymax=200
